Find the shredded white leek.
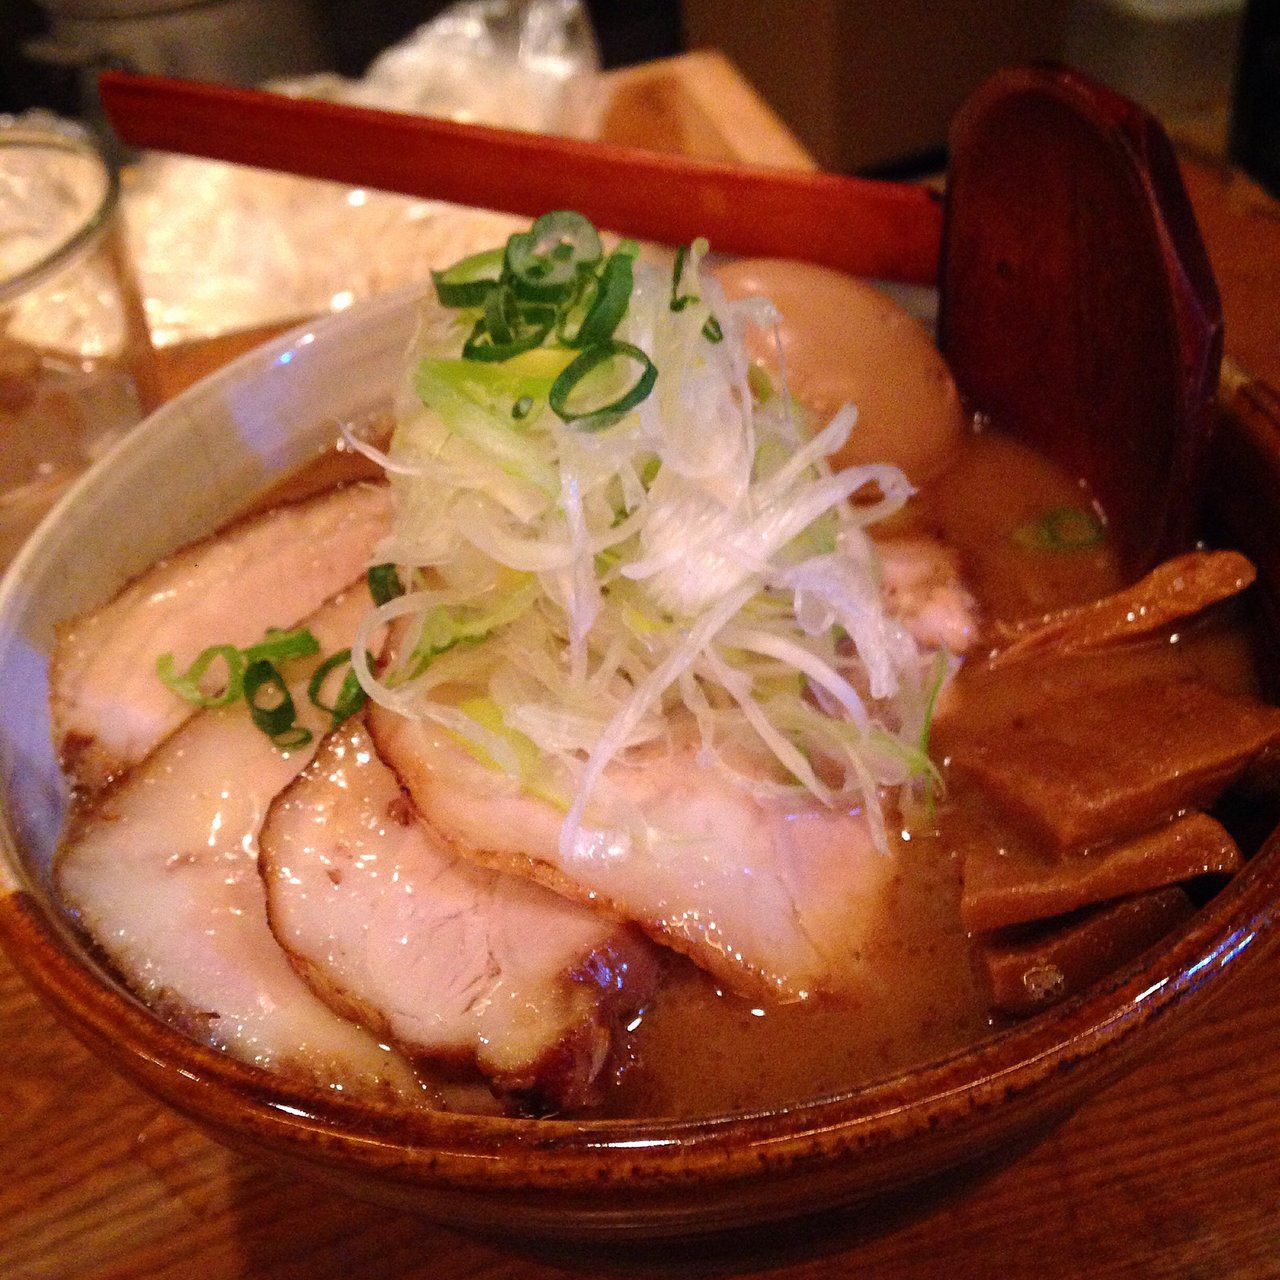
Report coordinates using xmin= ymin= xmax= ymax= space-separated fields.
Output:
xmin=358 ymin=235 xmax=957 ymax=854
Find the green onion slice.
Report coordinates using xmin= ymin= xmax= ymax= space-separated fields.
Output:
xmin=244 ymin=659 xmax=307 ymax=744
xmin=483 ymin=280 xmax=518 ymax=345
xmin=702 ymin=314 xmax=724 ymax=343
xmin=367 ymin=563 xmax=404 ymax=606
xmin=1012 ymin=505 xmax=1106 ymax=551
xmin=551 ymin=270 xmax=595 ymax=345
xmin=430 ymin=247 xmax=505 ymax=308
xmin=670 ymin=238 xmax=709 ymax=312
xmin=269 ymin=724 xmax=314 ymax=750
xmin=504 ymin=211 xmax=602 ymax=303
xmin=512 ymin=395 xmax=534 ymax=420
xmin=561 ymin=249 xmax=634 ymax=348
xmin=670 ymin=244 xmax=698 ymax=311
xmin=462 ymin=310 xmax=555 ymax=363
xmin=156 ymin=645 xmax=245 ymax=707
xmin=307 ymin=648 xmax=367 ymax=729
xmin=243 ymin=626 xmax=320 ymax=666
xmin=549 ymin=340 xmax=658 ymax=431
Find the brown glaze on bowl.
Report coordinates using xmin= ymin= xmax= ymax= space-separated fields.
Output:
xmin=3 ymin=807 xmax=1279 ymax=1239
xmin=1 ymin=267 xmax=1279 ymax=1238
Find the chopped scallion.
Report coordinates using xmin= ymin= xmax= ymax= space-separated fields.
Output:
xmin=1012 ymin=505 xmax=1106 ymax=551
xmin=244 ymin=659 xmax=308 ymax=745
xmin=155 ymin=625 xmax=368 ymax=751
xmin=504 ymin=211 xmax=602 ymax=303
xmin=430 ymin=246 xmax=505 ymax=308
xmin=670 ymin=244 xmax=698 ymax=312
xmin=560 ymin=248 xmax=634 ymax=348
xmin=270 ymin=724 xmax=314 ymax=750
xmin=307 ymin=648 xmax=367 ymax=728
xmin=243 ymin=626 xmax=319 ymax=666
xmin=367 ymin=563 xmax=404 ymax=606
xmin=483 ymin=280 xmax=516 ymax=344
xmin=548 ymin=340 xmax=657 ymax=431
xmin=461 ymin=311 xmax=555 ymax=363
xmin=156 ymin=645 xmax=245 ymax=707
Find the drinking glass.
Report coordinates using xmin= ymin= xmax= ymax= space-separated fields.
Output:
xmin=0 ymin=112 xmax=154 ymax=569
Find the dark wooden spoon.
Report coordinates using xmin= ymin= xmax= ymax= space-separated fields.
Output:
xmin=938 ymin=65 xmax=1222 ymax=578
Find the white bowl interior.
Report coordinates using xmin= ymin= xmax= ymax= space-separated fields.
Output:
xmin=0 ymin=286 xmax=421 ymax=901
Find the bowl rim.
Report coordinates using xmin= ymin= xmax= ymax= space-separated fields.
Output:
xmin=2 ymin=288 xmax=1277 ymax=1191
xmin=5 ymin=835 xmax=1275 ymax=1186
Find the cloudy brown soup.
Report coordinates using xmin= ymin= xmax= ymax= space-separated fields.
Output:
xmin=49 ymin=225 xmax=1277 ymax=1119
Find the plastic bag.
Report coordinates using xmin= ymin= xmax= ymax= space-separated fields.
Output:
xmin=124 ymin=0 xmax=601 ymax=347
xmin=350 ymin=0 xmax=602 ymax=137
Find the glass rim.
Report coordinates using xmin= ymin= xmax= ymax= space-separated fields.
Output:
xmin=0 ymin=112 xmax=120 ymax=307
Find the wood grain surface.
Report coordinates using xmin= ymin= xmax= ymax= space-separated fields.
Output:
xmin=5 ymin=50 xmax=1280 ymax=1280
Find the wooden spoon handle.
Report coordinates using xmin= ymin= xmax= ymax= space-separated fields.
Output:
xmin=97 ymin=70 xmax=942 ymax=285
xmin=939 ymin=66 xmax=1222 ymax=576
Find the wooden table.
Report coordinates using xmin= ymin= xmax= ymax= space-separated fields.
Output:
xmin=5 ymin=50 xmax=1280 ymax=1280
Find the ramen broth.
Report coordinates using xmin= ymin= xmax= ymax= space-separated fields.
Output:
xmin=583 ymin=433 xmax=1259 ymax=1119
xmin=221 ymin=420 xmax=1261 ymax=1120
xmin=52 ymin=215 xmax=1270 ymax=1117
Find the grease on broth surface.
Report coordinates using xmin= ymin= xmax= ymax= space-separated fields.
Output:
xmin=591 ymin=825 xmax=982 ymax=1119
xmin=913 ymin=431 xmax=1124 ymax=624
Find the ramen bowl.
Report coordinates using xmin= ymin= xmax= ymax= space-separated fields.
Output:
xmin=1 ymin=281 xmax=1279 ymax=1242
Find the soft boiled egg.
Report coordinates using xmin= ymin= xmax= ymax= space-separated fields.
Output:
xmin=715 ymin=259 xmax=967 ymax=485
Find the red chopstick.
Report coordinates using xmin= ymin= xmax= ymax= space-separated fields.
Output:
xmin=98 ymin=71 xmax=942 ymax=285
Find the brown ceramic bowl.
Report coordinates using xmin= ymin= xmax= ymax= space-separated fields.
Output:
xmin=2 ymin=289 xmax=1279 ymax=1244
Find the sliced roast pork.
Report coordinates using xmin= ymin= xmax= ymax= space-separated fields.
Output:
xmin=368 ymin=705 xmax=895 ymax=1003
xmin=876 ymin=535 xmax=979 ymax=654
xmin=55 ymin=587 xmax=422 ymax=1099
xmin=51 ymin=482 xmax=392 ymax=790
xmin=260 ymin=721 xmax=658 ymax=1112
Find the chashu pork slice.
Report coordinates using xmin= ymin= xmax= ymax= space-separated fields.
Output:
xmin=51 ymin=481 xmax=392 ymax=791
xmin=368 ymin=704 xmax=895 ymax=1003
xmin=261 ymin=721 xmax=659 ymax=1113
xmin=55 ymin=587 xmax=422 ymax=1100
xmin=876 ymin=534 xmax=979 ymax=654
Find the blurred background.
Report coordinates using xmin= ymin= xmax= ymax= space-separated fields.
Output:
xmin=0 ymin=0 xmax=1275 ymax=192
